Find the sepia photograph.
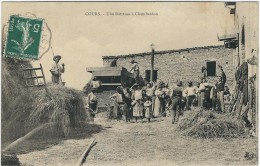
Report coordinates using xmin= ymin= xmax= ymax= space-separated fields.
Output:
xmin=1 ymin=1 xmax=259 ymax=166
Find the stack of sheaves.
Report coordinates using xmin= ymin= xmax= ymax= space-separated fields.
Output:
xmin=177 ymin=108 xmax=246 ymax=138
xmin=28 ymin=85 xmax=87 ymax=137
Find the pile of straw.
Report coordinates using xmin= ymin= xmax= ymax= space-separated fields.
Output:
xmin=2 ymin=57 xmax=87 ymax=142
xmin=178 ymin=108 xmax=246 ymax=138
xmin=28 ymin=85 xmax=87 ymax=137
xmin=2 ymin=57 xmax=34 ymax=142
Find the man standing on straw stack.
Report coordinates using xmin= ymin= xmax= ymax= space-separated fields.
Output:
xmin=129 ymin=60 xmax=140 ymax=84
xmin=50 ymin=55 xmax=65 ymax=85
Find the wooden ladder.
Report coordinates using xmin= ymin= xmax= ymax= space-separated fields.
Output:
xmin=22 ymin=64 xmax=48 ymax=92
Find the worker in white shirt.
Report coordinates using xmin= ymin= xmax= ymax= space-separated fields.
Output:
xmin=184 ymin=81 xmax=197 ymax=110
xmin=198 ymin=78 xmax=209 ymax=108
xmin=50 ymin=55 xmax=65 ymax=85
xmin=130 ymin=60 xmax=140 ymax=83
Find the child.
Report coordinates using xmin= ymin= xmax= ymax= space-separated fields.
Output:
xmin=144 ymin=97 xmax=153 ymax=122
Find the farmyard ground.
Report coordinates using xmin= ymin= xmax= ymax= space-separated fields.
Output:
xmin=10 ymin=116 xmax=257 ymax=166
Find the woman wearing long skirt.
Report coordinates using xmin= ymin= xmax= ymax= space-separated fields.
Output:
xmin=131 ymin=85 xmax=144 ymax=122
xmin=153 ymin=85 xmax=164 ymax=118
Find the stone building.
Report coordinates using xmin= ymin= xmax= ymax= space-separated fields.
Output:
xmin=219 ymin=2 xmax=258 ymax=131
xmin=103 ymin=45 xmax=234 ymax=88
xmin=220 ymin=2 xmax=258 ymax=77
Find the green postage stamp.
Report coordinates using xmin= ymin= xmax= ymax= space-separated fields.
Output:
xmin=5 ymin=15 xmax=43 ymax=60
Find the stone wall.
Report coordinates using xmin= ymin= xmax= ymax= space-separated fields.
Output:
xmin=103 ymin=45 xmax=234 ymax=88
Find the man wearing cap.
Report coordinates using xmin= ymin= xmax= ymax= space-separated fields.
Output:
xmin=170 ymin=81 xmax=183 ymax=124
xmin=50 ymin=55 xmax=65 ymax=84
xmin=184 ymin=81 xmax=196 ymax=110
xmin=130 ymin=60 xmax=140 ymax=83
xmin=218 ymin=65 xmax=227 ymax=86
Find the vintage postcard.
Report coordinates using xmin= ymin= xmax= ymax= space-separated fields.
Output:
xmin=1 ymin=1 xmax=258 ymax=166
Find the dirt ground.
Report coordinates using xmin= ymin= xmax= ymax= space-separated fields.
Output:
xmin=6 ymin=124 xmax=102 ymax=166
xmin=15 ymin=116 xmax=257 ymax=166
xmin=85 ymin=118 xmax=257 ymax=166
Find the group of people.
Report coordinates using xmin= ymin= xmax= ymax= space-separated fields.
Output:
xmin=111 ymin=82 xmax=229 ymax=124
xmin=84 ymin=61 xmax=230 ymax=124
xmin=50 ymin=55 xmax=232 ymax=125
xmin=184 ymin=76 xmax=231 ymax=112
xmin=110 ymin=81 xmax=172 ymax=123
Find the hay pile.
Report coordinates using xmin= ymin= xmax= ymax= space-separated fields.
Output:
xmin=178 ymin=108 xmax=246 ymax=138
xmin=28 ymin=85 xmax=87 ymax=137
xmin=2 ymin=57 xmax=34 ymax=142
xmin=2 ymin=57 xmax=87 ymax=141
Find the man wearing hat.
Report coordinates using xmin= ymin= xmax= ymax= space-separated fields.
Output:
xmin=50 ymin=55 xmax=65 ymax=84
xmin=217 ymin=65 xmax=226 ymax=112
xmin=129 ymin=60 xmax=140 ymax=83
xmin=170 ymin=81 xmax=183 ymax=124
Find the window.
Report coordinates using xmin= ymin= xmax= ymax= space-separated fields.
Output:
xmin=145 ymin=70 xmax=158 ymax=82
xmin=206 ymin=61 xmax=216 ymax=76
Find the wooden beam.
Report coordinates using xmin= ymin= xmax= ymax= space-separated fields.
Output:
xmin=92 ymin=70 xmax=122 ymax=76
xmin=76 ymin=138 xmax=96 ymax=166
xmin=24 ymin=76 xmax=44 ymax=79
xmin=86 ymin=67 xmax=122 ymax=72
xmin=102 ymin=83 xmax=121 ymax=86
xmin=3 ymin=123 xmax=50 ymax=152
xmin=22 ymin=67 xmax=42 ymax=71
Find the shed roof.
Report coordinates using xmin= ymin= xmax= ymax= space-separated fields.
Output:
xmin=218 ymin=34 xmax=238 ymax=41
xmin=86 ymin=67 xmax=122 ymax=76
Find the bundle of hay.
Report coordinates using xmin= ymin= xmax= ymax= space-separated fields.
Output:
xmin=178 ymin=108 xmax=246 ymax=138
xmin=28 ymin=85 xmax=87 ymax=137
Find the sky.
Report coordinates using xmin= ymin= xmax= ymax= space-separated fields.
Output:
xmin=2 ymin=2 xmax=235 ymax=90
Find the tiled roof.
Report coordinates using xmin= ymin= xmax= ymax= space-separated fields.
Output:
xmin=102 ymin=45 xmax=224 ymax=59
